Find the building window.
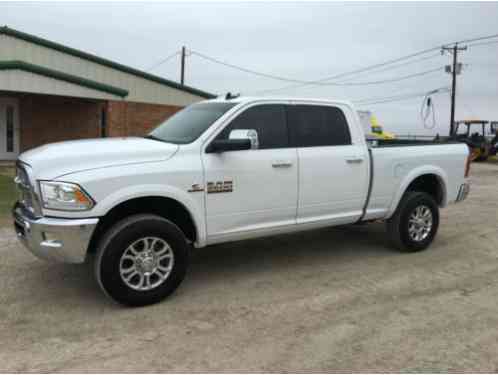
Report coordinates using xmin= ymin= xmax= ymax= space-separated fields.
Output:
xmin=6 ymin=106 xmax=14 ymax=152
xmin=101 ymin=107 xmax=107 ymax=138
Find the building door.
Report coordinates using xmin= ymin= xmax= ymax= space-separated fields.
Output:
xmin=0 ymin=98 xmax=20 ymax=160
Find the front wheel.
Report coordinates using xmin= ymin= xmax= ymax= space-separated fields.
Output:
xmin=94 ymin=214 xmax=189 ymax=306
xmin=386 ymin=191 xmax=439 ymax=252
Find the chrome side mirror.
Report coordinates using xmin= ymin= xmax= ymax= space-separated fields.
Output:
xmin=229 ymin=129 xmax=259 ymax=150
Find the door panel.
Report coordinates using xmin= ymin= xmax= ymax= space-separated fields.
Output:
xmin=287 ymin=104 xmax=369 ymax=224
xmin=203 ymin=148 xmax=298 ymax=238
xmin=297 ymin=145 xmax=369 ymax=224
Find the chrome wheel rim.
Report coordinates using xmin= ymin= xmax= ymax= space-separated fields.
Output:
xmin=119 ymin=237 xmax=174 ymax=291
xmin=408 ymin=205 xmax=433 ymax=242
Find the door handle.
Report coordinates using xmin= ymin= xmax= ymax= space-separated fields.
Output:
xmin=272 ymin=161 xmax=293 ymax=168
xmin=345 ymin=156 xmax=364 ymax=164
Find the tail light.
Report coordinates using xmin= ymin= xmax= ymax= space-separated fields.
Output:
xmin=464 ymin=146 xmax=471 ymax=178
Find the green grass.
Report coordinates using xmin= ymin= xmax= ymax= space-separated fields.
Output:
xmin=0 ymin=173 xmax=16 ymax=218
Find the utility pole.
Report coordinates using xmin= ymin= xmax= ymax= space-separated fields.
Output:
xmin=442 ymin=43 xmax=467 ymax=136
xmin=180 ymin=46 xmax=186 ymax=86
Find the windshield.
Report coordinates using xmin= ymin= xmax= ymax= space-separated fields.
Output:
xmin=148 ymin=102 xmax=237 ymax=144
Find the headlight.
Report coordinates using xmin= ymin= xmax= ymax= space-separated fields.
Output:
xmin=39 ymin=181 xmax=95 ymax=211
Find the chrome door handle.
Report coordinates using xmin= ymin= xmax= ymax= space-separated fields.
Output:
xmin=272 ymin=161 xmax=293 ymax=168
xmin=345 ymin=157 xmax=364 ymax=163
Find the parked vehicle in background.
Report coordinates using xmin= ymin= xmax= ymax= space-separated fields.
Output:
xmin=454 ymin=119 xmax=498 ymax=161
xmin=13 ymin=97 xmax=470 ymax=306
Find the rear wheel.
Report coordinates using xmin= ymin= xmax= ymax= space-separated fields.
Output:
xmin=94 ymin=214 xmax=188 ymax=306
xmin=386 ymin=191 xmax=439 ymax=252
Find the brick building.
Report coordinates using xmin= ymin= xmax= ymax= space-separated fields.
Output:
xmin=0 ymin=26 xmax=215 ymax=161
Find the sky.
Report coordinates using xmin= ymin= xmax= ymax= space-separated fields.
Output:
xmin=2 ymin=1 xmax=498 ymax=136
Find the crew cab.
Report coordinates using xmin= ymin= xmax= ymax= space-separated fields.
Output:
xmin=12 ymin=97 xmax=471 ymax=306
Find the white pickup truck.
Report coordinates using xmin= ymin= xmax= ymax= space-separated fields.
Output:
xmin=13 ymin=97 xmax=471 ymax=306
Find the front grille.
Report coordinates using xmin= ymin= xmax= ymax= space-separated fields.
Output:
xmin=15 ymin=162 xmax=36 ymax=214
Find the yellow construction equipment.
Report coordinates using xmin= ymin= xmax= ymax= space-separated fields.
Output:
xmin=369 ymin=115 xmax=396 ymax=140
xmin=357 ymin=111 xmax=396 ymax=140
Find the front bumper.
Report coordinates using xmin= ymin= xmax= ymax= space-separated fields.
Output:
xmin=12 ymin=203 xmax=99 ymax=263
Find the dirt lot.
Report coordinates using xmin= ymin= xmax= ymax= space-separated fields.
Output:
xmin=0 ymin=163 xmax=497 ymax=372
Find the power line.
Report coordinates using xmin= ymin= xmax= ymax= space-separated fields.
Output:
xmin=467 ymin=39 xmax=498 ymax=48
xmin=190 ymin=50 xmax=312 ymax=84
xmin=255 ymin=48 xmax=442 ymax=94
xmin=332 ymin=52 xmax=442 ymax=80
xmin=256 ymin=32 xmax=498 ymax=94
xmin=351 ymin=87 xmax=449 ymax=103
xmin=357 ymin=94 xmax=437 ymax=106
xmin=356 ymin=95 xmax=427 ymax=106
xmin=354 ymin=87 xmax=450 ymax=105
xmin=190 ymin=47 xmax=440 ymax=85
xmin=191 ymin=49 xmax=443 ymax=89
xmin=168 ymin=31 xmax=498 ymax=93
xmin=145 ymin=50 xmax=181 ymax=72
xmin=328 ymin=67 xmax=444 ymax=86
xmin=356 ymin=94 xmax=422 ymax=105
xmin=420 ymin=89 xmax=450 ymax=130
xmin=448 ymin=33 xmax=498 ymax=46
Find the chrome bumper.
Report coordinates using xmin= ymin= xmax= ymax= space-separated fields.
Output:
xmin=12 ymin=203 xmax=99 ymax=264
xmin=456 ymin=181 xmax=471 ymax=202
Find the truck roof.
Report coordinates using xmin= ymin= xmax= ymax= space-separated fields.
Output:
xmin=204 ymin=96 xmax=354 ymax=107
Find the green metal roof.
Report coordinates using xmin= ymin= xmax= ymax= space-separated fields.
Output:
xmin=0 ymin=26 xmax=216 ymax=99
xmin=0 ymin=60 xmax=129 ymax=97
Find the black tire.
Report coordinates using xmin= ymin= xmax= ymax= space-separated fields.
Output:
xmin=94 ymin=214 xmax=189 ymax=307
xmin=386 ymin=191 xmax=439 ymax=252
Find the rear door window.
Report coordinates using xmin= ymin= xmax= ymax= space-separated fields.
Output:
xmin=288 ymin=105 xmax=351 ymax=147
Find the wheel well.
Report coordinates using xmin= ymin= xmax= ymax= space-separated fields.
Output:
xmin=88 ymin=196 xmax=197 ymax=254
xmin=406 ymin=174 xmax=444 ymax=206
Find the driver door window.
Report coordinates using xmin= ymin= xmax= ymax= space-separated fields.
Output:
xmin=216 ymin=104 xmax=289 ymax=149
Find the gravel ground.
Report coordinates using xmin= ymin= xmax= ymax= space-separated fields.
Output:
xmin=1 ymin=163 xmax=497 ymax=372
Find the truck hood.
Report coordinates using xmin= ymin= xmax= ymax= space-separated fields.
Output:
xmin=19 ymin=137 xmax=179 ymax=180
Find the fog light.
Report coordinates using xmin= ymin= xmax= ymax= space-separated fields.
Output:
xmin=42 ymin=232 xmax=63 ymax=247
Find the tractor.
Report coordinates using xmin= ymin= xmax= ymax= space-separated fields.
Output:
xmin=454 ymin=120 xmax=498 ymax=161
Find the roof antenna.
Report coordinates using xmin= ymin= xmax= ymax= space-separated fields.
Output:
xmin=225 ymin=92 xmax=240 ymax=100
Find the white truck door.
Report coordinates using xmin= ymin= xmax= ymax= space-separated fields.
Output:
xmin=202 ymin=104 xmax=298 ymax=242
xmin=289 ymin=103 xmax=369 ymax=225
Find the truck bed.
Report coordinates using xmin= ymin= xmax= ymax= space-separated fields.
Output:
xmin=363 ymin=140 xmax=469 ymax=221
xmin=367 ymin=137 xmax=460 ymax=148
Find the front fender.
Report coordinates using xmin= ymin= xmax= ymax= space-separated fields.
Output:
xmin=387 ymin=165 xmax=448 ymax=218
xmin=92 ymin=184 xmax=207 ymax=247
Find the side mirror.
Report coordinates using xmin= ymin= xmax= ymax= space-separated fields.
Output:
xmin=206 ymin=138 xmax=251 ymax=153
xmin=229 ymin=129 xmax=259 ymax=150
xmin=206 ymin=129 xmax=259 ymax=153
